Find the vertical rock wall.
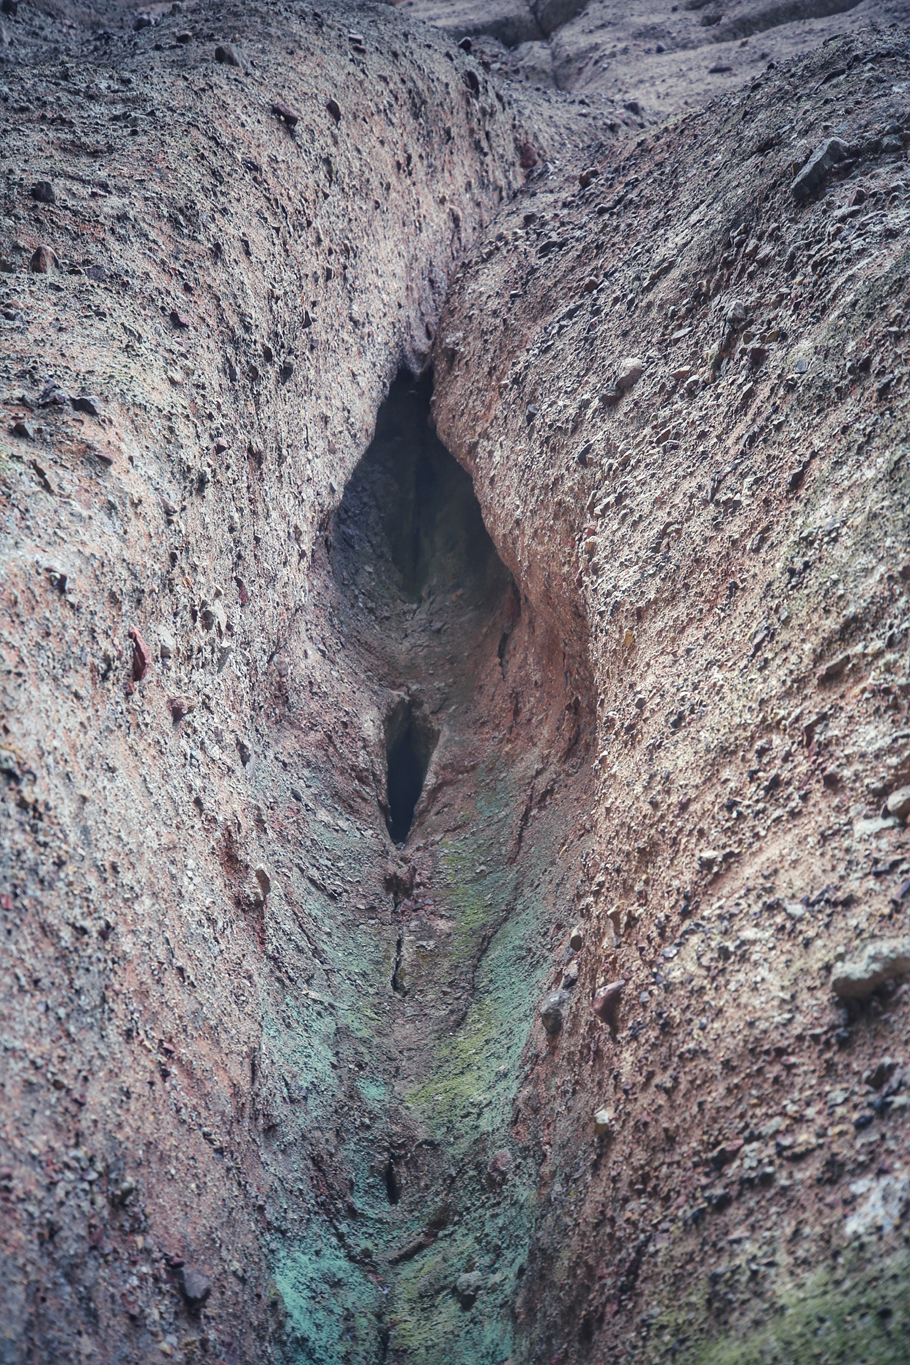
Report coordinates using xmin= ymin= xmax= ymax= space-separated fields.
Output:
xmin=433 ymin=29 xmax=910 ymax=1365
xmin=0 ymin=4 xmax=530 ymax=1360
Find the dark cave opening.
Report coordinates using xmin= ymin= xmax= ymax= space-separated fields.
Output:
xmin=384 ymin=1160 xmax=401 ymax=1205
xmin=332 ymin=370 xmax=509 ymax=608
xmin=332 ymin=370 xmax=511 ymax=847
xmin=385 ymin=701 xmax=437 ymax=844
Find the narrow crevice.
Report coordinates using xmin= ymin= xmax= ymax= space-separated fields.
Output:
xmin=319 ymin=370 xmax=588 ymax=1362
xmin=384 ymin=1159 xmax=401 ymax=1205
xmin=497 ymin=628 xmax=510 ymax=673
xmin=391 ymin=933 xmax=404 ymax=994
xmin=385 ymin=700 xmax=438 ymax=844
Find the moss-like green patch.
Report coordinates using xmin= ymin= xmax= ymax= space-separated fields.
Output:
xmin=276 ymin=1232 xmax=383 ymax=1364
xmin=648 ymin=1246 xmax=910 ymax=1365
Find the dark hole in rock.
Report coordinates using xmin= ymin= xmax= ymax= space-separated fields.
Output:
xmin=391 ymin=932 xmax=404 ymax=993
xmin=333 ymin=370 xmax=508 ymax=606
xmin=332 ymin=370 xmax=512 ymax=846
xmin=385 ymin=699 xmax=437 ymax=844
xmin=384 ymin=1160 xmax=401 ymax=1205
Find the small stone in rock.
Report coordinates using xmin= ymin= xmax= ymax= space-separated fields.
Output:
xmin=214 ymin=43 xmax=242 ymax=67
xmin=38 ymin=382 xmax=68 ymax=407
xmin=865 ymin=1058 xmax=898 ymax=1090
xmin=12 ymin=420 xmax=34 ymax=439
xmin=791 ymin=137 xmax=850 ymax=200
xmin=29 ymin=246 xmax=55 ymax=273
xmin=129 ymin=627 xmax=151 ymax=682
xmin=540 ymin=989 xmax=571 ymax=1036
xmin=885 ymin=785 xmax=910 ymax=821
xmin=594 ymin=1107 xmax=612 ymax=1136
xmin=72 ymin=395 xmax=101 ymax=417
xmin=31 ymin=181 xmax=55 ymax=204
xmin=272 ymin=100 xmax=300 ymax=127
xmin=179 ymin=1266 xmax=212 ymax=1307
xmin=167 ymin=695 xmax=191 ymax=722
xmin=832 ymin=938 xmax=910 ymax=999
xmin=593 ymin=979 xmax=624 ymax=1035
xmin=326 ymin=98 xmax=342 ymax=123
xmin=486 ymin=1150 xmax=512 ymax=1189
xmin=455 ymin=1271 xmax=484 ymax=1309
xmin=817 ymin=653 xmax=850 ymax=684
xmin=615 ymin=357 xmax=643 ymax=392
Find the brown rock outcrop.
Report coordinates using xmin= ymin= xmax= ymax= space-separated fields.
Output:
xmin=433 ymin=25 xmax=910 ymax=1363
xmin=2 ymin=2 xmax=910 ymax=1364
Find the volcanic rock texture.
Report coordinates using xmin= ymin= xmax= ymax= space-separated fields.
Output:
xmin=433 ymin=26 xmax=910 ymax=1365
xmin=1 ymin=2 xmax=910 ymax=1365
xmin=397 ymin=0 xmax=910 ymax=121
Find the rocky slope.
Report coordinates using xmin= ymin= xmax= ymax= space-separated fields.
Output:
xmin=433 ymin=25 xmax=910 ymax=1365
xmin=400 ymin=0 xmax=910 ymax=122
xmin=1 ymin=1 xmax=910 ymax=1365
xmin=0 ymin=3 xmax=537 ymax=1361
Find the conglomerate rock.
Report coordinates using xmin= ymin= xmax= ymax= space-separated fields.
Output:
xmin=2 ymin=2 xmax=910 ymax=1365
xmin=432 ymin=26 xmax=910 ymax=1364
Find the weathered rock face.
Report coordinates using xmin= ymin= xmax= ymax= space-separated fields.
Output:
xmin=432 ymin=27 xmax=910 ymax=1365
xmin=2 ymin=3 xmax=910 ymax=1365
xmin=0 ymin=4 xmax=556 ymax=1361
xmin=394 ymin=0 xmax=905 ymax=120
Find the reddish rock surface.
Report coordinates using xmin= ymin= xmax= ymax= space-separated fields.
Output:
xmin=1 ymin=1 xmax=909 ymax=1364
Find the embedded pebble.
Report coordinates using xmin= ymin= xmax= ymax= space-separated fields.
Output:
xmin=791 ymin=137 xmax=851 ymax=199
xmin=179 ymin=1266 xmax=212 ymax=1306
xmin=885 ymin=785 xmax=910 ymax=821
xmin=214 ymin=42 xmax=242 ymax=67
xmin=540 ymin=988 xmax=572 ymax=1035
xmin=832 ymin=939 xmax=910 ymax=999
xmin=615 ymin=357 xmax=643 ymax=392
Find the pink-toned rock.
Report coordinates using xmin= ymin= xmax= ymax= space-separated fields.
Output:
xmin=29 ymin=246 xmax=55 ymax=273
xmin=487 ymin=1149 xmax=513 ymax=1189
xmin=129 ymin=627 xmax=151 ymax=682
xmin=592 ymin=980 xmax=624 ymax=1035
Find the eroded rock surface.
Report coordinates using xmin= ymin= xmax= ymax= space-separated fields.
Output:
xmin=400 ymin=0 xmax=909 ymax=122
xmin=433 ymin=26 xmax=910 ymax=1365
xmin=2 ymin=2 xmax=910 ymax=1365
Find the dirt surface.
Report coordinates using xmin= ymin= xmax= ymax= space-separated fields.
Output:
xmin=1 ymin=1 xmax=910 ymax=1364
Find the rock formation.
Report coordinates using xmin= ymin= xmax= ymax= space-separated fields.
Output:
xmin=1 ymin=2 xmax=909 ymax=1364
